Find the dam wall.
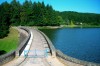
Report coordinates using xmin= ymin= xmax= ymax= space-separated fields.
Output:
xmin=0 ymin=27 xmax=31 ymax=65
xmin=39 ymin=29 xmax=100 ymax=66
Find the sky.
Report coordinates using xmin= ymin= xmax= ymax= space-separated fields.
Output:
xmin=0 ymin=0 xmax=100 ymax=14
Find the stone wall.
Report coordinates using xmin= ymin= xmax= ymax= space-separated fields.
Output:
xmin=0 ymin=27 xmax=31 ymax=65
xmin=16 ymin=27 xmax=31 ymax=56
xmin=18 ymin=28 xmax=28 ymax=45
xmin=56 ymin=50 xmax=100 ymax=66
xmin=39 ymin=29 xmax=100 ymax=66
xmin=0 ymin=51 xmax=15 ymax=65
xmin=37 ymin=29 xmax=56 ymax=57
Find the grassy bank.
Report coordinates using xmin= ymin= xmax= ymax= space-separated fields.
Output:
xmin=0 ymin=27 xmax=19 ymax=53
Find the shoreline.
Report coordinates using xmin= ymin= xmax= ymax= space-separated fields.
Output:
xmin=39 ymin=27 xmax=100 ymax=66
xmin=31 ymin=25 xmax=100 ymax=29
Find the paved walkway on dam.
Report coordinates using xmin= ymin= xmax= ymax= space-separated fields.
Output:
xmin=3 ymin=28 xmax=65 ymax=66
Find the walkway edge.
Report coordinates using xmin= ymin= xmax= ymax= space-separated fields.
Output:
xmin=36 ymin=29 xmax=56 ymax=57
xmin=20 ymin=31 xmax=33 ymax=56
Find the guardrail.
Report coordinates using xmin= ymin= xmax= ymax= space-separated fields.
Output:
xmin=0 ymin=27 xmax=31 ymax=65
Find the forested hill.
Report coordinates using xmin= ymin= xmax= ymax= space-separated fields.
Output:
xmin=57 ymin=11 xmax=100 ymax=25
xmin=0 ymin=0 xmax=100 ymax=38
xmin=0 ymin=0 xmax=63 ymax=38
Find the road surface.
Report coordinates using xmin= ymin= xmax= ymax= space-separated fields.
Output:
xmin=3 ymin=27 xmax=65 ymax=66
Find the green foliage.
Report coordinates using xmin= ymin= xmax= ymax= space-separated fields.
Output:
xmin=0 ymin=50 xmax=6 ymax=55
xmin=0 ymin=0 xmax=100 ymax=38
xmin=58 ymin=11 xmax=100 ymax=25
xmin=56 ymin=16 xmax=65 ymax=25
xmin=0 ymin=0 xmax=63 ymax=38
xmin=10 ymin=0 xmax=62 ymax=26
xmin=0 ymin=2 xmax=11 ymax=38
xmin=20 ymin=0 xmax=33 ymax=25
xmin=0 ymin=28 xmax=18 ymax=52
xmin=10 ymin=0 xmax=21 ymax=26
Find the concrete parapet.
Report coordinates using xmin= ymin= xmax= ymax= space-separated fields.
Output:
xmin=16 ymin=27 xmax=31 ymax=56
xmin=38 ymin=29 xmax=100 ymax=66
xmin=0 ymin=27 xmax=31 ymax=65
xmin=37 ymin=29 xmax=56 ymax=58
xmin=0 ymin=51 xmax=15 ymax=65
xmin=56 ymin=50 xmax=100 ymax=66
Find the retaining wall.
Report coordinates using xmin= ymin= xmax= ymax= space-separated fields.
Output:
xmin=39 ymin=29 xmax=100 ymax=66
xmin=0 ymin=27 xmax=31 ymax=65
xmin=18 ymin=28 xmax=28 ymax=45
xmin=0 ymin=51 xmax=15 ymax=65
xmin=16 ymin=27 xmax=31 ymax=56
xmin=37 ymin=29 xmax=56 ymax=57
xmin=56 ymin=50 xmax=100 ymax=66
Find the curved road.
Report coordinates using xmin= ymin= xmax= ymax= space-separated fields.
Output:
xmin=19 ymin=28 xmax=50 ymax=66
xmin=3 ymin=27 xmax=65 ymax=66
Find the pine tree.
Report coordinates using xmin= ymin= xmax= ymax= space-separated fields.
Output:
xmin=0 ymin=2 xmax=11 ymax=38
xmin=10 ymin=0 xmax=21 ymax=26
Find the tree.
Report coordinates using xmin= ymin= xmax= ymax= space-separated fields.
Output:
xmin=20 ymin=0 xmax=33 ymax=26
xmin=10 ymin=0 xmax=21 ymax=26
xmin=0 ymin=2 xmax=11 ymax=38
xmin=57 ymin=16 xmax=65 ymax=25
xmin=59 ymin=11 xmax=100 ymax=25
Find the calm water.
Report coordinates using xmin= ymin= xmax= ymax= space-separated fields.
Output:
xmin=40 ymin=28 xmax=100 ymax=63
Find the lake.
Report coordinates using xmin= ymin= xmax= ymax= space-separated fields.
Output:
xmin=40 ymin=28 xmax=100 ymax=63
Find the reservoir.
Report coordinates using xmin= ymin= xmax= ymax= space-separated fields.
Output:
xmin=40 ymin=28 xmax=100 ymax=63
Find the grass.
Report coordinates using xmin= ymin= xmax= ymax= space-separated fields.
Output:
xmin=0 ymin=27 xmax=19 ymax=53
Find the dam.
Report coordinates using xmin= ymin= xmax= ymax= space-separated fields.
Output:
xmin=1 ymin=27 xmax=100 ymax=66
xmin=40 ymin=28 xmax=100 ymax=65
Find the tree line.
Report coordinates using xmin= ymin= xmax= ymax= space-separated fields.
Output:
xmin=58 ymin=11 xmax=100 ymax=25
xmin=0 ymin=0 xmax=100 ymax=38
xmin=0 ymin=0 xmax=63 ymax=38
